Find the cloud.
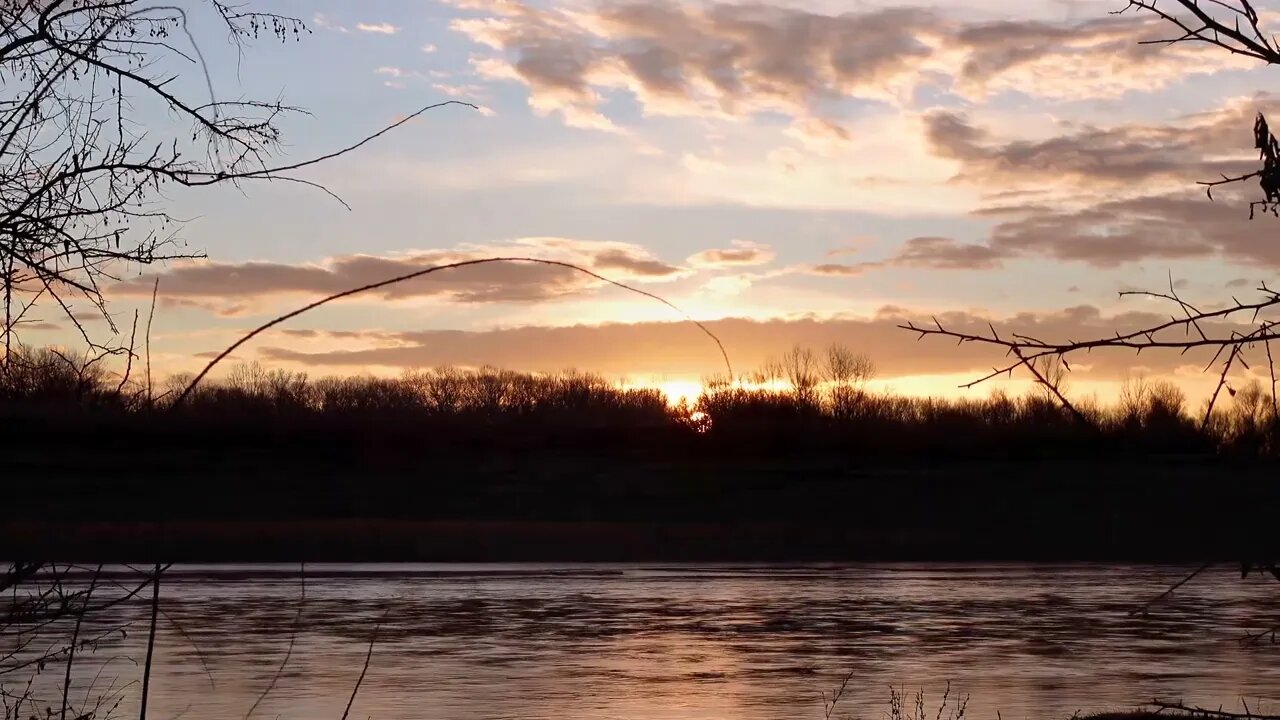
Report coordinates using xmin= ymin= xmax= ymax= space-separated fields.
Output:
xmin=810 ymin=236 xmax=1001 ymax=275
xmin=375 ymin=66 xmax=430 ymax=89
xmin=447 ymin=0 xmax=1250 ymax=132
xmin=279 ymin=328 xmax=401 ymax=342
xmin=356 ymin=22 xmax=399 ymax=34
xmin=915 ymin=189 xmax=1280 ymax=269
xmin=252 ymin=304 xmax=1266 ymax=383
xmin=825 ymin=238 xmax=876 ymax=257
xmin=862 ymin=190 xmax=1264 ymax=271
xmin=809 ymin=263 xmax=868 ymax=277
xmin=948 ymin=13 xmax=1253 ymax=100
xmin=591 ymin=248 xmax=682 ymax=277
xmin=687 ymin=241 xmax=776 ymax=268
xmin=116 ymin=256 xmax=585 ymax=304
xmin=885 ymin=236 xmax=1003 ymax=270
xmin=110 ymin=239 xmax=688 ymax=306
xmin=1226 ymin=277 xmax=1252 ymax=288
xmin=432 ymin=82 xmax=489 ymax=98
xmin=452 ymin=2 xmax=937 ymax=128
xmin=159 ymin=297 xmax=251 ymax=318
xmin=846 ymin=95 xmax=1280 ymax=272
xmin=313 ymin=13 xmax=350 ymax=33
xmin=700 ymin=274 xmax=756 ymax=297
xmin=924 ymin=96 xmax=1279 ymax=192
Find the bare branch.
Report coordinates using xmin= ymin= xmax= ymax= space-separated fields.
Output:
xmin=901 ymin=286 xmax=1280 ymax=429
xmin=0 ymin=2 xmax=471 ymax=352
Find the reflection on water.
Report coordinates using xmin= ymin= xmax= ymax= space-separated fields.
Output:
xmin=10 ymin=564 xmax=1280 ymax=720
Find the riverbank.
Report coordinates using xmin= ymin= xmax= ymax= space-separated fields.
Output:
xmin=10 ymin=435 xmax=1280 ymax=561
xmin=4 ymin=515 xmax=1276 ymax=562
xmin=8 ymin=361 xmax=1280 ymax=561
xmin=8 ymin=450 xmax=1279 ymax=562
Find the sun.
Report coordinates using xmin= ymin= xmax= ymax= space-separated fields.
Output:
xmin=620 ymin=377 xmax=706 ymax=407
xmin=656 ymin=380 xmax=705 ymax=406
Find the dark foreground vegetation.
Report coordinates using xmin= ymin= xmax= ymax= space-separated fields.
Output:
xmin=4 ymin=346 xmax=1280 ymax=562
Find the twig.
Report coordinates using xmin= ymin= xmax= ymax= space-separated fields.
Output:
xmin=1266 ymin=332 xmax=1278 ymax=419
xmin=59 ymin=564 xmax=102 ymax=720
xmin=823 ymin=670 xmax=855 ymax=720
xmin=115 ymin=310 xmax=139 ymax=394
xmin=1145 ymin=700 xmax=1280 ymax=720
xmin=244 ymin=562 xmax=304 ymax=719
xmin=158 ymin=606 xmax=216 ymax=690
xmin=232 ymin=101 xmax=476 ymax=182
xmin=1242 ymin=622 xmax=1280 ymax=645
xmin=339 ymin=609 xmax=385 ymax=720
xmin=1204 ymin=345 xmax=1244 ymax=427
xmin=137 ymin=563 xmax=161 ymax=720
xmin=145 ymin=277 xmax=157 ymax=404
xmin=900 ymin=286 xmax=1280 ymax=424
xmin=1015 ymin=348 xmax=1090 ymax=426
xmin=1129 ymin=562 xmax=1213 ymax=616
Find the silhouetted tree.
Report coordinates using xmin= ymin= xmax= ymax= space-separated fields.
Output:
xmin=824 ymin=344 xmax=876 ymax=386
xmin=0 ymin=1 xmax=469 ymax=363
xmin=780 ymin=345 xmax=820 ymax=402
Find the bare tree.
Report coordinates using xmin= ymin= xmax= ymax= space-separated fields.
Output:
xmin=780 ymin=344 xmax=820 ymax=401
xmin=0 ymin=1 xmax=471 ymax=364
xmin=824 ymin=343 xmax=876 ymax=387
xmin=751 ymin=356 xmax=787 ymax=387
xmin=825 ymin=343 xmax=876 ymax=416
xmin=903 ymin=2 xmax=1280 ymax=428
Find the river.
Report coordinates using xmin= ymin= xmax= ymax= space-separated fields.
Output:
xmin=7 ymin=564 xmax=1280 ymax=720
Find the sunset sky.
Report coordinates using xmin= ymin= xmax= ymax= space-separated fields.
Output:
xmin=39 ymin=0 xmax=1280 ymax=402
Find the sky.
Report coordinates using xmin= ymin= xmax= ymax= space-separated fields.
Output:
xmin=31 ymin=0 xmax=1280 ymax=403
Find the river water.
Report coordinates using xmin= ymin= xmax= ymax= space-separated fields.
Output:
xmin=8 ymin=564 xmax=1280 ymax=720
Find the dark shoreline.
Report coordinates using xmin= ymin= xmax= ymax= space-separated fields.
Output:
xmin=6 ymin=516 xmax=1276 ymax=563
xmin=10 ymin=451 xmax=1279 ymax=562
xmin=11 ymin=415 xmax=1280 ymax=563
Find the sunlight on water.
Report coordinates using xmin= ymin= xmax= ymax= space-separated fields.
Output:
xmin=8 ymin=564 xmax=1280 ymax=720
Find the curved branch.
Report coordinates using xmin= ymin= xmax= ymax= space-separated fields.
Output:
xmin=173 ymin=258 xmax=735 ymax=407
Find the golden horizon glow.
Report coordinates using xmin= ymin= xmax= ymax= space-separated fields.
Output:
xmin=623 ymin=372 xmax=1234 ymax=410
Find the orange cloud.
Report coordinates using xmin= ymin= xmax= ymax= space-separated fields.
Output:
xmin=592 ymin=249 xmax=682 ymax=277
xmin=812 ymin=236 xmax=1002 ymax=275
xmin=687 ymin=241 xmax=775 ymax=269
xmin=250 ymin=304 xmax=1269 ymax=384
xmin=110 ymin=239 xmax=690 ymax=305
